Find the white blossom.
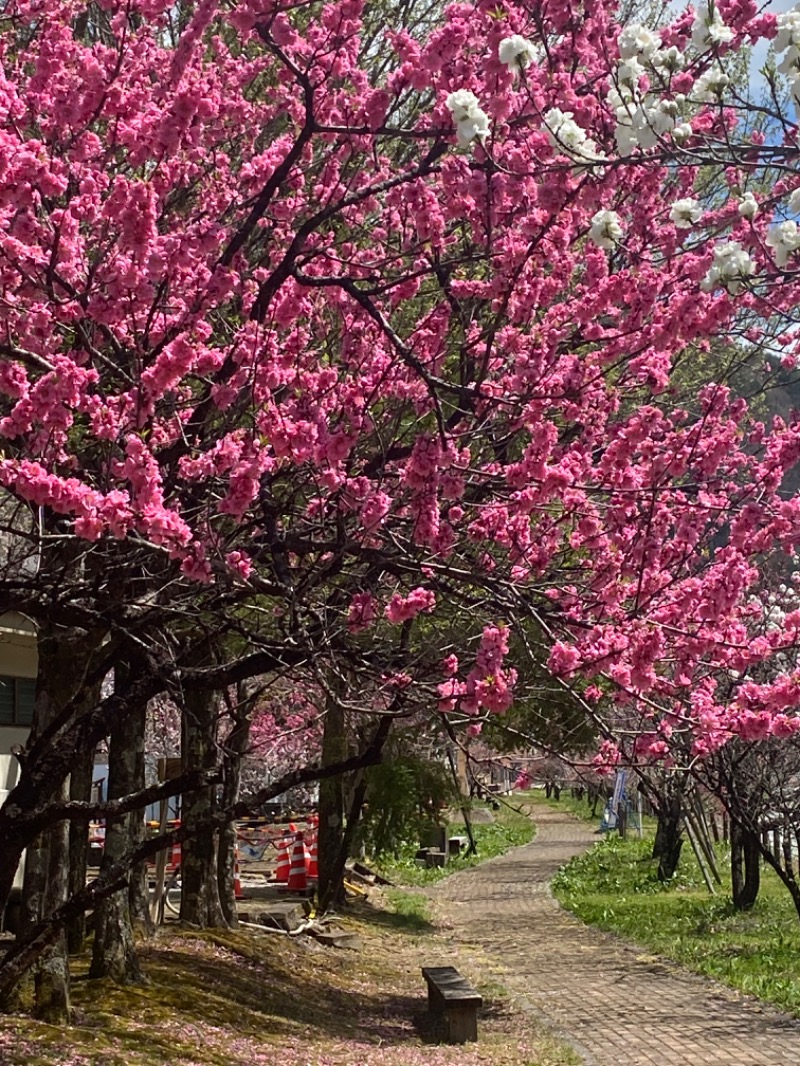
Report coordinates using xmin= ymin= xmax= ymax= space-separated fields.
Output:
xmin=648 ymin=98 xmax=680 ymax=135
xmin=693 ymin=67 xmax=730 ymax=101
xmin=672 ymin=121 xmax=693 ymax=144
xmin=618 ymin=23 xmax=661 ymax=61
xmin=789 ymin=188 xmax=800 ymax=215
xmin=670 ymin=197 xmax=702 ymax=228
xmin=498 ymin=34 xmax=538 ymax=74
xmin=778 ymin=45 xmax=800 ymax=76
xmin=544 ymin=108 xmax=585 ymax=152
xmin=615 ymin=98 xmax=680 ymax=153
xmin=766 ymin=220 xmax=800 ymax=268
xmin=651 ymin=46 xmax=686 ymax=73
xmin=617 ymin=57 xmax=645 ymax=87
xmin=607 ymin=85 xmax=638 ymax=112
xmin=457 ymin=112 xmax=490 ymax=147
xmin=446 ymin=89 xmax=491 ymax=148
xmin=589 ymin=209 xmax=624 ymax=249
xmin=446 ymin=89 xmax=479 ymax=122
xmin=776 ymin=8 xmax=800 ymax=53
xmin=615 ymin=122 xmax=640 ymax=157
xmin=577 ymin=138 xmax=607 ymax=165
xmin=543 ymin=108 xmax=606 ymax=165
xmin=691 ymin=4 xmax=735 ymax=50
xmin=701 ymin=240 xmax=755 ymax=294
xmin=738 ymin=192 xmax=759 ymax=220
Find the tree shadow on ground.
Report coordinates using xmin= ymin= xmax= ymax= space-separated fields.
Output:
xmin=68 ymin=929 xmax=431 ymax=1054
xmin=412 ymin=995 xmax=510 ymax=1045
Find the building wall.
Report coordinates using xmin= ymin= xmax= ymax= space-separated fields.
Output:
xmin=0 ymin=612 xmax=37 ymax=678
xmin=0 ymin=612 xmax=37 ymax=788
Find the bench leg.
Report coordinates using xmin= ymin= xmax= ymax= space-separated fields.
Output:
xmin=446 ymin=1005 xmax=478 ymax=1044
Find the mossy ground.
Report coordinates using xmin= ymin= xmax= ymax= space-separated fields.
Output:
xmin=0 ymin=883 xmax=575 ymax=1066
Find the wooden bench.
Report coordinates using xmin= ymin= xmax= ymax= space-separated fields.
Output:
xmin=422 ymin=966 xmax=482 ymax=1043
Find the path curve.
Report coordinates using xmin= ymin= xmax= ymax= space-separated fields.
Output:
xmin=429 ymin=805 xmax=800 ymax=1066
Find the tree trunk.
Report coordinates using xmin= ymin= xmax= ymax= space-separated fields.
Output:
xmin=652 ymin=794 xmax=683 ymax=882
xmin=180 ymin=687 xmax=226 ymax=928
xmin=35 ymin=802 xmax=71 ymax=1022
xmin=17 ymin=621 xmax=99 ymax=1022
xmin=66 ymin=744 xmax=95 ymax=955
xmin=742 ymin=825 xmax=762 ymax=910
xmin=318 ymin=719 xmax=392 ymax=914
xmin=128 ymin=702 xmax=154 ymax=938
xmin=129 ymin=827 xmax=154 ymax=937
xmin=90 ymin=681 xmax=147 ymax=984
xmin=317 ymin=694 xmax=347 ymax=910
xmin=731 ymin=821 xmax=760 ymax=911
xmin=218 ymin=690 xmax=252 ymax=928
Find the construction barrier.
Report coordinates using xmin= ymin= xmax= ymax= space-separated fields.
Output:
xmin=307 ymin=833 xmax=318 ymax=879
xmin=287 ymin=834 xmax=308 ymax=892
xmin=274 ymin=836 xmax=291 ymax=883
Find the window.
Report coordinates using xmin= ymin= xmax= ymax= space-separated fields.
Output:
xmin=0 ymin=676 xmax=36 ymax=726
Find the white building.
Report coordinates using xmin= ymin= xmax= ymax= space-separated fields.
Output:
xmin=0 ymin=612 xmax=37 ymax=900
xmin=0 ymin=612 xmax=37 ymax=784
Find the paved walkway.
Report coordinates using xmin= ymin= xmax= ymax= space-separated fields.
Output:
xmin=430 ymin=805 xmax=800 ymax=1066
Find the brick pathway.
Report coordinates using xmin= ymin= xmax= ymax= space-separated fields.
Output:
xmin=430 ymin=804 xmax=800 ymax=1066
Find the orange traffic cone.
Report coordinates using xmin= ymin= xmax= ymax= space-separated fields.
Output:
xmin=274 ymin=836 xmax=291 ymax=883
xmin=307 ymin=833 xmax=318 ymax=879
xmin=287 ymin=834 xmax=309 ymax=892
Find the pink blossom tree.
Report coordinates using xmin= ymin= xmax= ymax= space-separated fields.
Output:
xmin=4 ymin=0 xmax=800 ymax=1014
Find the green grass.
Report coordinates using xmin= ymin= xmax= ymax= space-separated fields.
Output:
xmin=373 ymin=800 xmax=535 ymax=887
xmin=369 ymin=888 xmax=435 ymax=933
xmin=553 ymin=830 xmax=800 ymax=1016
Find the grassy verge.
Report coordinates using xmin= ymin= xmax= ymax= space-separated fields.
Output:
xmin=373 ymin=799 xmax=535 ymax=887
xmin=0 ymin=885 xmax=576 ymax=1066
xmin=552 ymin=828 xmax=800 ymax=1017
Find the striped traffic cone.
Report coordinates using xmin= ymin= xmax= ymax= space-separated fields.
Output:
xmin=274 ymin=836 xmax=291 ymax=883
xmin=287 ymin=834 xmax=308 ymax=892
xmin=307 ymin=833 xmax=318 ymax=879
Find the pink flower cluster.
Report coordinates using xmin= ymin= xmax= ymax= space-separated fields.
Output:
xmin=385 ymin=587 xmax=436 ymax=624
xmin=438 ymin=626 xmax=517 ymax=716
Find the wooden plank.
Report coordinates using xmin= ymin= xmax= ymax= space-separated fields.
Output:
xmin=447 ymin=1004 xmax=478 ymax=1044
xmin=422 ymin=966 xmax=482 ymax=1004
